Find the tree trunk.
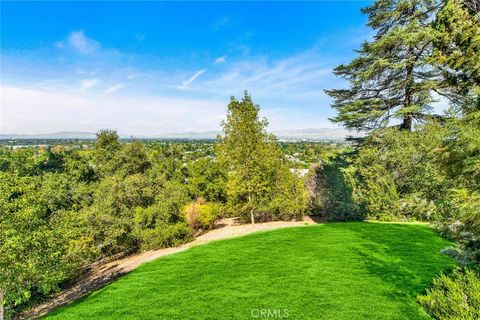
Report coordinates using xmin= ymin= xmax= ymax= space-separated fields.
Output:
xmin=401 ymin=45 xmax=415 ymax=131
xmin=248 ymin=192 xmax=255 ymax=224
xmin=400 ymin=115 xmax=413 ymax=131
xmin=0 ymin=289 xmax=4 ymax=320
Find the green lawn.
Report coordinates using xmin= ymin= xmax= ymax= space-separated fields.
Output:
xmin=44 ymin=222 xmax=455 ymax=319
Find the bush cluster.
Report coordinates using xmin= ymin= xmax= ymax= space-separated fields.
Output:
xmin=182 ymin=197 xmax=221 ymax=231
xmin=418 ymin=268 xmax=480 ymax=320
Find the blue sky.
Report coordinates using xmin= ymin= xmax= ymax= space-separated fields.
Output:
xmin=1 ymin=1 xmax=372 ymax=135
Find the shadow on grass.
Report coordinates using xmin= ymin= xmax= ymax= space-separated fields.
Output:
xmin=328 ymin=222 xmax=456 ymax=318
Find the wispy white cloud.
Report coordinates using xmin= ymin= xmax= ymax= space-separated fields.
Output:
xmin=197 ymin=50 xmax=336 ymax=102
xmin=103 ymin=83 xmax=126 ymax=95
xmin=177 ymin=69 xmax=206 ymax=90
xmin=75 ymin=68 xmax=97 ymax=76
xmin=55 ymin=31 xmax=100 ymax=54
xmin=68 ymin=31 xmax=100 ymax=54
xmin=214 ymin=56 xmax=226 ymax=64
xmin=80 ymin=78 xmax=100 ymax=90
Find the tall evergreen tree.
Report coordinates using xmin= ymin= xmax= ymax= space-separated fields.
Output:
xmin=326 ymin=0 xmax=445 ymax=131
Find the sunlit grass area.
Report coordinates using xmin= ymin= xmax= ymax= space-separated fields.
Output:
xmin=44 ymin=222 xmax=455 ymax=320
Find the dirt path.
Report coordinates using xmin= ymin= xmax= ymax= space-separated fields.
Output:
xmin=17 ymin=217 xmax=320 ymax=319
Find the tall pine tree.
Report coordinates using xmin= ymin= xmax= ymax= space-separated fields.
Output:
xmin=326 ymin=0 xmax=445 ymax=131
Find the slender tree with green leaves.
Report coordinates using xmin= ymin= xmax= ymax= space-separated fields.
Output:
xmin=216 ymin=92 xmax=307 ymax=223
xmin=326 ymin=0 xmax=446 ymax=131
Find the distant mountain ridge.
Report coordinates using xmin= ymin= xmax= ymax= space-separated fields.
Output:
xmin=273 ymin=128 xmax=362 ymax=140
xmin=0 ymin=128 xmax=362 ymax=141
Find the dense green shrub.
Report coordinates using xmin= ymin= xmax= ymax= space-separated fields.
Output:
xmin=353 ymin=147 xmax=400 ymax=220
xmin=0 ymin=172 xmax=96 ymax=318
xmin=266 ymin=166 xmax=309 ymax=221
xmin=186 ymin=158 xmax=226 ymax=203
xmin=441 ymin=111 xmax=480 ymax=192
xmin=418 ymin=268 xmax=480 ymax=320
xmin=84 ymin=173 xmax=155 ymax=255
xmin=396 ymin=194 xmax=439 ymax=221
xmin=331 ymin=117 xmax=478 ymax=223
xmin=350 ymin=127 xmax=446 ymax=212
xmin=134 ymin=222 xmax=192 ymax=251
xmin=306 ymin=155 xmax=361 ymax=221
xmin=133 ymin=181 xmax=192 ymax=250
xmin=182 ymin=198 xmax=221 ymax=230
xmin=437 ymin=190 xmax=480 ymax=264
xmin=311 ymin=108 xmax=479 ymax=228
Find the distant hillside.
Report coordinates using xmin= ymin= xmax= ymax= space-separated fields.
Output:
xmin=153 ymin=128 xmax=361 ymax=141
xmin=152 ymin=131 xmax=220 ymax=140
xmin=274 ymin=128 xmax=362 ymax=141
xmin=0 ymin=128 xmax=362 ymax=141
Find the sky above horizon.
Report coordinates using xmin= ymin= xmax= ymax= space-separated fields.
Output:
xmin=1 ymin=1 xmax=372 ymax=135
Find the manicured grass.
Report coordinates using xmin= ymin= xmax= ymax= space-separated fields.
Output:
xmin=44 ymin=222 xmax=455 ymax=319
